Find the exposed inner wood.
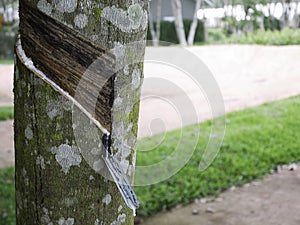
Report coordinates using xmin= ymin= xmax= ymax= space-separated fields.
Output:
xmin=19 ymin=2 xmax=115 ymax=131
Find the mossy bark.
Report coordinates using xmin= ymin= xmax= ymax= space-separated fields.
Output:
xmin=15 ymin=0 xmax=148 ymax=224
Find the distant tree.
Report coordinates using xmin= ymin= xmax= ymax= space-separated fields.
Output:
xmin=188 ymin=0 xmax=202 ymax=45
xmin=171 ymin=0 xmax=188 ymax=46
xmin=292 ymin=0 xmax=300 ymax=29
xmin=149 ymin=0 xmax=162 ymax=46
xmin=171 ymin=0 xmax=202 ymax=46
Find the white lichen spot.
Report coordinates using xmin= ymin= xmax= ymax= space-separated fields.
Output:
xmin=113 ymin=42 xmax=126 ymax=60
xmin=22 ymin=168 xmax=27 ymax=176
xmin=118 ymin=205 xmax=123 ymax=212
xmin=120 ymin=160 xmax=129 ymax=174
xmin=62 ymin=197 xmax=78 ymax=207
xmin=127 ymin=123 xmax=133 ymax=132
xmin=56 ymin=123 xmax=61 ymax=131
xmin=89 ymin=175 xmax=95 ymax=180
xmin=41 ymin=207 xmax=53 ymax=225
xmin=125 ymin=100 xmax=134 ymax=114
xmin=93 ymin=159 xmax=105 ymax=172
xmin=51 ymin=144 xmax=82 ymax=174
xmin=113 ymin=97 xmax=123 ymax=110
xmin=35 ymin=91 xmax=42 ymax=99
xmin=58 ymin=218 xmax=64 ymax=225
xmin=90 ymin=203 xmax=95 ymax=209
xmin=121 ymin=144 xmax=131 ymax=159
xmin=33 ymin=77 xmax=45 ymax=86
xmin=110 ymin=221 xmax=117 ymax=225
xmin=111 ymin=123 xmax=124 ymax=153
xmin=123 ymin=65 xmax=129 ymax=75
xmin=94 ymin=218 xmax=100 ymax=225
xmin=21 ymin=80 xmax=26 ymax=88
xmin=91 ymin=147 xmax=101 ymax=155
xmin=16 ymin=191 xmax=22 ymax=210
xmin=117 ymin=213 xmax=126 ymax=223
xmin=132 ymin=68 xmax=141 ymax=89
xmin=23 ymin=198 xmax=28 ymax=208
xmin=15 ymin=66 xmax=19 ymax=80
xmin=25 ymin=126 xmax=33 ymax=140
xmin=36 ymin=155 xmax=46 ymax=169
xmin=102 ymin=194 xmax=112 ymax=205
xmin=102 ymin=6 xmax=132 ymax=33
xmin=46 ymin=100 xmax=62 ymax=120
xmin=37 ymin=0 xmax=53 ymax=15
xmin=22 ymin=168 xmax=29 ymax=185
xmin=27 ymin=83 xmax=31 ymax=97
xmin=128 ymin=3 xmax=143 ymax=29
xmin=24 ymin=177 xmax=29 ymax=186
xmin=58 ymin=217 xmax=74 ymax=225
xmin=74 ymin=13 xmax=88 ymax=29
xmin=56 ymin=0 xmax=77 ymax=13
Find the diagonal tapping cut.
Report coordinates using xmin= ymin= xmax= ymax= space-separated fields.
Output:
xmin=19 ymin=2 xmax=115 ymax=132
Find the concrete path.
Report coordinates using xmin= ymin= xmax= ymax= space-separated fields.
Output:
xmin=0 ymin=120 xmax=14 ymax=168
xmin=142 ymin=165 xmax=300 ymax=225
xmin=0 ymin=64 xmax=14 ymax=106
xmin=139 ymin=45 xmax=300 ymax=137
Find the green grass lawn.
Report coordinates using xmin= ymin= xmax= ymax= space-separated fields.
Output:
xmin=0 ymin=59 xmax=14 ymax=65
xmin=1 ymin=96 xmax=300 ymax=223
xmin=198 ymin=27 xmax=300 ymax=46
xmin=0 ymin=106 xmax=14 ymax=121
xmin=0 ymin=167 xmax=15 ymax=225
xmin=135 ymin=95 xmax=300 ymax=216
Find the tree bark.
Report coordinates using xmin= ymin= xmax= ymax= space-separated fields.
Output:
xmin=171 ymin=0 xmax=187 ymax=46
xmin=187 ymin=0 xmax=202 ymax=46
xmin=14 ymin=0 xmax=148 ymax=224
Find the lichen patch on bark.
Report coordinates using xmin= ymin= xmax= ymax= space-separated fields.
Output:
xmin=58 ymin=217 xmax=75 ymax=225
xmin=25 ymin=126 xmax=33 ymax=140
xmin=37 ymin=0 xmax=53 ymax=15
xmin=74 ymin=13 xmax=88 ymax=29
xmin=102 ymin=194 xmax=112 ymax=205
xmin=56 ymin=0 xmax=77 ymax=13
xmin=51 ymin=144 xmax=82 ymax=174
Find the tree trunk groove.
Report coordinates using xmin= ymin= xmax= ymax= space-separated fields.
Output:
xmin=14 ymin=0 xmax=148 ymax=224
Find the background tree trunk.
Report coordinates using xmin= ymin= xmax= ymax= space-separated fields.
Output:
xmin=171 ymin=0 xmax=187 ymax=46
xmin=149 ymin=0 xmax=162 ymax=46
xmin=187 ymin=0 xmax=202 ymax=46
xmin=292 ymin=0 xmax=300 ymax=29
xmin=14 ymin=1 xmax=148 ymax=224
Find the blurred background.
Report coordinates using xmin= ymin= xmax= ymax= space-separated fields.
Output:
xmin=0 ymin=0 xmax=18 ymax=60
xmin=1 ymin=0 xmax=300 ymax=224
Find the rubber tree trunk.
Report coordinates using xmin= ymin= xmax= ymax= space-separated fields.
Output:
xmin=14 ymin=0 xmax=148 ymax=224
